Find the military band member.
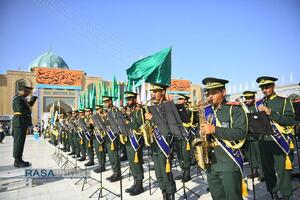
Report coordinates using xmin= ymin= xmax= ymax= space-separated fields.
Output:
xmin=123 ymin=91 xmax=144 ymax=196
xmin=200 ymin=77 xmax=247 ymax=200
xmin=67 ymin=111 xmax=76 ymax=156
xmin=84 ymin=107 xmax=95 ymax=166
xmin=77 ymin=109 xmax=87 ymax=162
xmin=145 ymin=83 xmax=186 ymax=200
xmin=256 ymin=76 xmax=296 ymax=200
xmin=103 ymin=96 xmax=121 ymax=182
xmin=71 ymin=110 xmax=81 ymax=158
xmin=60 ymin=112 xmax=70 ymax=152
xmin=174 ymin=94 xmax=192 ymax=182
xmin=12 ymin=85 xmax=37 ymax=168
xmin=93 ymin=105 xmax=107 ymax=173
xmin=242 ymin=91 xmax=262 ymax=179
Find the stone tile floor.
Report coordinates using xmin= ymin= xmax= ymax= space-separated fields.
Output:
xmin=0 ymin=135 xmax=300 ymax=200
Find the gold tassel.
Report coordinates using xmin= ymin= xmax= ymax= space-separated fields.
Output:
xmin=285 ymin=155 xmax=292 ymax=170
xmin=134 ymin=151 xmax=139 ymax=163
xmin=110 ymin=142 xmax=115 ymax=151
xmin=80 ymin=138 xmax=83 ymax=145
xmin=186 ymin=142 xmax=191 ymax=151
xmin=165 ymin=158 xmax=171 ymax=173
xmin=99 ymin=145 xmax=103 ymax=152
xmin=242 ymin=180 xmax=248 ymax=197
xmin=88 ymin=141 xmax=91 ymax=148
xmin=290 ymin=141 xmax=294 ymax=149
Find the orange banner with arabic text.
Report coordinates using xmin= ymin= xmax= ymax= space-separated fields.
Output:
xmin=35 ymin=68 xmax=83 ymax=86
xmin=169 ymin=79 xmax=191 ymax=92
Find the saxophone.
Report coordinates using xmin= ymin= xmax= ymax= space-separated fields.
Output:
xmin=140 ymin=99 xmax=154 ymax=146
xmin=192 ymin=100 xmax=211 ymax=169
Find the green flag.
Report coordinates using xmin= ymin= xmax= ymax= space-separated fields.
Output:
xmin=111 ymin=75 xmax=118 ymax=100
xmin=126 ymin=47 xmax=172 ymax=88
xmin=97 ymin=81 xmax=102 ymax=104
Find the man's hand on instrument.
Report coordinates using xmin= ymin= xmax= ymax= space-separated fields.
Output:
xmin=200 ymin=123 xmax=215 ymax=135
xmin=145 ymin=112 xmax=153 ymax=120
xmin=258 ymin=105 xmax=271 ymax=115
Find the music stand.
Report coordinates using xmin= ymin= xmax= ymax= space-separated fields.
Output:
xmin=143 ymin=146 xmax=158 ymax=195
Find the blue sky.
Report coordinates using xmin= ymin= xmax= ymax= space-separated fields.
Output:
xmin=0 ymin=0 xmax=299 ymax=92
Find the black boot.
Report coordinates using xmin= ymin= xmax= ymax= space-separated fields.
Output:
xmin=130 ymin=180 xmax=144 ymax=196
xmin=174 ymin=173 xmax=183 ymax=181
xmin=84 ymin=160 xmax=95 ymax=167
xmin=109 ymin=172 xmax=121 ymax=182
xmin=77 ymin=156 xmax=86 ymax=162
xmin=125 ymin=179 xmax=136 ymax=193
xmin=14 ymin=159 xmax=30 ymax=168
xmin=182 ymin=169 xmax=191 ymax=182
xmin=93 ymin=166 xmax=106 ymax=173
xmin=68 ymin=152 xmax=75 ymax=156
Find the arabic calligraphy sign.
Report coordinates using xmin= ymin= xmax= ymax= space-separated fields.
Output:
xmin=35 ymin=68 xmax=83 ymax=86
xmin=169 ymin=79 xmax=191 ymax=92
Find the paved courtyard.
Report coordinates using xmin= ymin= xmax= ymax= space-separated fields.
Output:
xmin=1 ymin=135 xmax=300 ymax=200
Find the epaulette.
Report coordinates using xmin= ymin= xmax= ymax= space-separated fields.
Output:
xmin=226 ymin=101 xmax=240 ymax=106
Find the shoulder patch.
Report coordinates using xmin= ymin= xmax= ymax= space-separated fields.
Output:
xmin=226 ymin=101 xmax=240 ymax=106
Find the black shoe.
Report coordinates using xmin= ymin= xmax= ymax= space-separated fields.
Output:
xmin=93 ymin=167 xmax=105 ymax=173
xmin=68 ymin=152 xmax=75 ymax=156
xmin=174 ymin=173 xmax=183 ymax=181
xmin=125 ymin=181 xmax=136 ymax=193
xmin=109 ymin=173 xmax=121 ymax=182
xmin=182 ymin=169 xmax=191 ymax=182
xmin=14 ymin=160 xmax=30 ymax=168
xmin=106 ymin=174 xmax=113 ymax=181
xmin=84 ymin=160 xmax=95 ymax=167
xmin=129 ymin=180 xmax=144 ymax=196
xmin=77 ymin=157 xmax=86 ymax=162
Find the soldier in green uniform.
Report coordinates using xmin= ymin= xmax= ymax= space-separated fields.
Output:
xmin=71 ymin=110 xmax=81 ymax=159
xmin=200 ymin=77 xmax=247 ymax=200
xmin=174 ymin=94 xmax=192 ymax=182
xmin=256 ymin=76 xmax=296 ymax=200
xmin=66 ymin=111 xmax=76 ymax=156
xmin=93 ymin=105 xmax=106 ymax=173
xmin=12 ymin=85 xmax=37 ymax=168
xmin=145 ymin=83 xmax=186 ymax=200
xmin=77 ymin=109 xmax=87 ymax=162
xmin=60 ymin=112 xmax=70 ymax=152
xmin=103 ymin=96 xmax=121 ymax=182
xmin=83 ymin=107 xmax=95 ymax=166
xmin=123 ymin=91 xmax=144 ymax=195
xmin=242 ymin=91 xmax=262 ymax=179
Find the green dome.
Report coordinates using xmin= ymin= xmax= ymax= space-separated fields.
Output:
xmin=29 ymin=51 xmax=69 ymax=70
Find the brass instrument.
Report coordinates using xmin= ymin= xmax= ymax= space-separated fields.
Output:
xmin=141 ymin=99 xmax=154 ymax=146
xmin=192 ymin=100 xmax=212 ymax=169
